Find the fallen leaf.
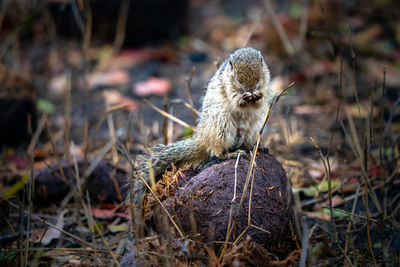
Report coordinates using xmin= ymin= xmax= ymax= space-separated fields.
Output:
xmin=111 ymin=49 xmax=156 ymax=69
xmin=41 ymin=210 xmax=68 ymax=245
xmin=133 ymin=77 xmax=171 ymax=97
xmin=4 ymin=171 xmax=28 ymax=199
xmin=88 ymin=70 xmax=130 ymax=88
xmin=103 ymin=90 xmax=138 ymax=112
xmin=48 ymin=74 xmax=68 ymax=96
xmin=91 ymin=207 xmax=116 ymax=219
xmin=314 ymin=195 xmax=345 ymax=210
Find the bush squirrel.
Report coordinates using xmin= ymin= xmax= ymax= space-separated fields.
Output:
xmin=129 ymin=47 xmax=272 ymax=205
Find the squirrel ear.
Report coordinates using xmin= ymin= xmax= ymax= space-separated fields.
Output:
xmin=258 ymin=51 xmax=263 ymax=60
xmin=228 ymin=55 xmax=234 ymax=70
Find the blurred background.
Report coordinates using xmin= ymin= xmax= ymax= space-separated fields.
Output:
xmin=0 ymin=0 xmax=399 ymax=149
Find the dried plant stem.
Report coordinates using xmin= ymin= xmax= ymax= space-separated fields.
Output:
xmin=7 ymin=201 xmax=101 ymax=250
xmin=113 ymin=0 xmax=129 ymax=51
xmin=63 ymin=71 xmax=71 ymax=160
xmin=115 ymin=141 xmax=184 ymax=238
xmin=24 ymin=155 xmax=34 ymax=267
xmin=185 ymin=66 xmax=197 ymax=124
xmin=105 ymin=100 xmax=119 ymax=165
xmin=299 ymin=0 xmax=309 ymax=48
xmin=310 ymin=137 xmax=352 ymax=266
xmin=340 ymin=119 xmax=382 ymax=213
xmin=143 ymin=99 xmax=195 ymax=131
xmin=219 ymin=153 xmax=241 ymax=260
xmin=170 ymin=99 xmax=200 ymax=116
xmin=242 ymin=10 xmax=264 ymax=47
xmin=263 ymin=0 xmax=295 ymax=55
xmin=247 ymin=158 xmax=257 ymax=226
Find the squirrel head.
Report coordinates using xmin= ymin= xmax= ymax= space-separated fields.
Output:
xmin=228 ymin=47 xmax=264 ymax=92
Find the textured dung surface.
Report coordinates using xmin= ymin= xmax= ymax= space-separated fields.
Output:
xmin=165 ymin=152 xmax=295 ymax=253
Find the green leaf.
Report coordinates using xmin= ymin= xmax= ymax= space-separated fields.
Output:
xmin=94 ymin=221 xmax=107 ymax=234
xmin=183 ymin=127 xmax=194 ymax=138
xmin=289 ymin=3 xmax=302 ymax=19
xmin=293 ymin=180 xmax=341 ymax=197
xmin=322 ymin=208 xmax=348 ymax=217
xmin=4 ymin=171 xmax=28 ymax=199
xmin=373 ymin=242 xmax=382 ymax=249
xmin=37 ymin=98 xmax=55 ymax=114
xmin=108 ymin=223 xmax=129 ymax=233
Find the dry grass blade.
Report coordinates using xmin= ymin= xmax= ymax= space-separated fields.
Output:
xmin=7 ymin=201 xmax=101 ymax=250
xmin=185 ymin=66 xmax=198 ymax=123
xmin=143 ymin=99 xmax=195 ymax=131
xmin=113 ymin=0 xmax=129 ymax=51
xmin=219 ymin=153 xmax=241 ymax=260
xmin=263 ymin=0 xmax=295 ymax=55
xmin=115 ymin=140 xmax=185 ymax=238
xmin=242 ymin=10 xmax=264 ymax=47
xmin=170 ymin=98 xmax=200 ymax=116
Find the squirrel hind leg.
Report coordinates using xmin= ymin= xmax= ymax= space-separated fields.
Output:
xmin=199 ymin=149 xmax=247 ymax=171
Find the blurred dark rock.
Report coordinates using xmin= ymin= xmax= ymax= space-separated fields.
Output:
xmin=0 ymin=64 xmax=37 ymax=148
xmin=34 ymin=160 xmax=128 ymax=205
xmin=48 ymin=0 xmax=188 ymax=47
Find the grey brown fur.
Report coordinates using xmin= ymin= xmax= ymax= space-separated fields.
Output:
xmin=129 ymin=47 xmax=272 ymax=205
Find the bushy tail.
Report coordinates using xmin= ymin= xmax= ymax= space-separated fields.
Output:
xmin=128 ymin=138 xmax=206 ymax=205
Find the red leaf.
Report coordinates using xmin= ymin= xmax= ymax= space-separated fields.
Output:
xmin=133 ymin=77 xmax=171 ymax=97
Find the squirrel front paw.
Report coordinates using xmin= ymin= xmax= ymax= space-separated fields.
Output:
xmin=239 ymin=91 xmax=263 ymax=107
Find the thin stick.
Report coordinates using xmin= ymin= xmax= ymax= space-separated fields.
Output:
xmin=299 ymin=223 xmax=309 ymax=267
xmin=105 ymin=100 xmax=119 ymax=165
xmin=185 ymin=66 xmax=197 ymax=124
xmin=63 ymin=71 xmax=71 ymax=160
xmin=170 ymin=98 xmax=199 ymax=116
xmin=143 ymin=99 xmax=195 ymax=131
xmin=24 ymin=153 xmax=34 ymax=267
xmin=219 ymin=153 xmax=241 ymax=260
xmin=247 ymin=158 xmax=257 ymax=225
xmin=242 ymin=10 xmax=265 ymax=47
xmin=113 ymin=0 xmax=129 ymax=51
xmin=340 ymin=120 xmax=382 ymax=213
xmin=329 ymin=208 xmax=378 ymax=222
xmin=27 ymin=114 xmax=48 ymax=156
xmin=115 ymin=141 xmax=184 ymax=238
xmin=299 ymin=0 xmax=309 ymax=49
xmin=250 ymin=224 xmax=271 ymax=234
xmin=263 ymin=0 xmax=295 ymax=55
